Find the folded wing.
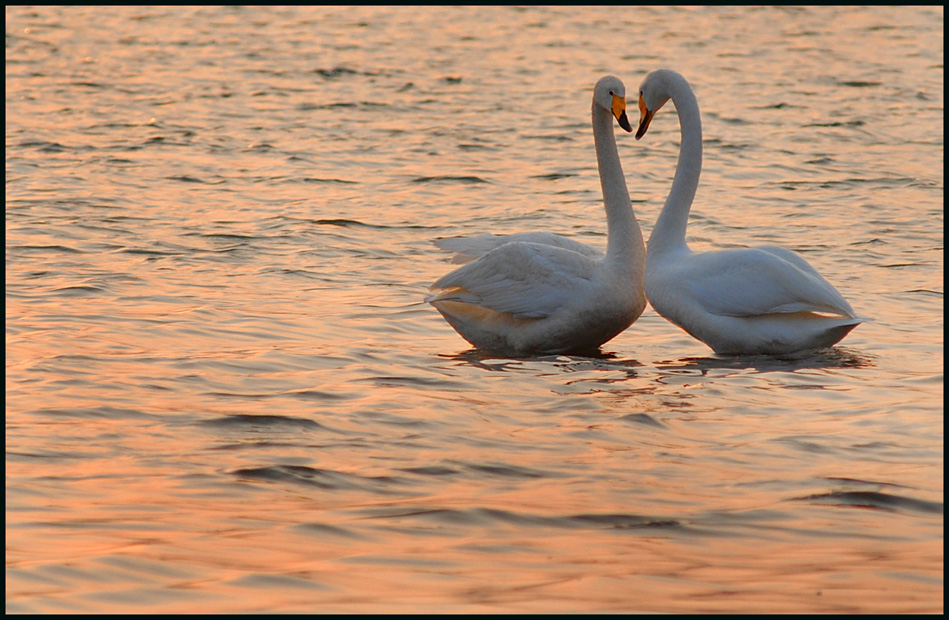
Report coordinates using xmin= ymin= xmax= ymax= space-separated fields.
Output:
xmin=428 ymin=241 xmax=600 ymax=319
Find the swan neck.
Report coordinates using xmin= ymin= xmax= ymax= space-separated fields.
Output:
xmin=592 ymin=101 xmax=643 ymax=269
xmin=648 ymin=78 xmax=702 ymax=257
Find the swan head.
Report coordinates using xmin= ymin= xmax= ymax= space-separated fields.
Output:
xmin=594 ymin=75 xmax=633 ymax=133
xmin=635 ymin=69 xmax=678 ymax=140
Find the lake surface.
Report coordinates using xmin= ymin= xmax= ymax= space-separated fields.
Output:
xmin=5 ymin=5 xmax=943 ymax=613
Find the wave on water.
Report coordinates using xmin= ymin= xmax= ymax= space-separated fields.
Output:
xmin=792 ymin=490 xmax=943 ymax=515
xmin=411 ymin=175 xmax=490 ymax=184
xmin=351 ymin=505 xmax=685 ymax=531
xmin=230 ymin=464 xmax=413 ymax=493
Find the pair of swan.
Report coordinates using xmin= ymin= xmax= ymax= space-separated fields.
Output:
xmin=427 ymin=71 xmax=864 ymax=357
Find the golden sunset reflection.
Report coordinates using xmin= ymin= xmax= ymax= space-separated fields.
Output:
xmin=6 ymin=5 xmax=943 ymax=614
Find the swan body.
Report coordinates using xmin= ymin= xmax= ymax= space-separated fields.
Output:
xmin=636 ymin=69 xmax=864 ymax=356
xmin=427 ymin=76 xmax=646 ymax=355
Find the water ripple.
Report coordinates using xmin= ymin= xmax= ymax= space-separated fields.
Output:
xmin=230 ymin=465 xmax=412 ymax=493
xmin=792 ymin=490 xmax=943 ymax=515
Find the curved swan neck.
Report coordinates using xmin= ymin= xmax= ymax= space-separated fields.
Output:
xmin=592 ymin=100 xmax=643 ymax=268
xmin=647 ymin=73 xmax=702 ymax=257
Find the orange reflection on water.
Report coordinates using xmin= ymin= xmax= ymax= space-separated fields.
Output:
xmin=6 ymin=4 xmax=943 ymax=615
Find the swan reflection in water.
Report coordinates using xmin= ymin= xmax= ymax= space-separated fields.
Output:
xmin=436 ymin=345 xmax=874 ymax=403
xmin=653 ymin=347 xmax=876 ymax=377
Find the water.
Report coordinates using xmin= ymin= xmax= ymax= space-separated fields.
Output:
xmin=5 ymin=5 xmax=943 ymax=613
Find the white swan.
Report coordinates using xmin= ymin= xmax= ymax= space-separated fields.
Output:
xmin=635 ymin=69 xmax=865 ymax=356
xmin=427 ymin=75 xmax=646 ymax=355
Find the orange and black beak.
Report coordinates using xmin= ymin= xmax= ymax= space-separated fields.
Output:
xmin=612 ymin=94 xmax=633 ymax=133
xmin=635 ymin=94 xmax=654 ymax=140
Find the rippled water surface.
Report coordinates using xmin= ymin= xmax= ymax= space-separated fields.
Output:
xmin=6 ymin=5 xmax=943 ymax=613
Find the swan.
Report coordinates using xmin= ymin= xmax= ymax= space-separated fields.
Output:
xmin=635 ymin=69 xmax=865 ymax=356
xmin=426 ymin=75 xmax=646 ymax=355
